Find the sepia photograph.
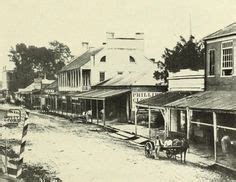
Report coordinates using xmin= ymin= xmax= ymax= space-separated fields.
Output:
xmin=0 ymin=0 xmax=236 ymax=181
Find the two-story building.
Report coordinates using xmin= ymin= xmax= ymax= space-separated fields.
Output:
xmin=57 ymin=32 xmax=157 ymax=93
xmin=165 ymin=22 xmax=236 ymax=169
xmin=55 ymin=32 xmax=157 ymax=115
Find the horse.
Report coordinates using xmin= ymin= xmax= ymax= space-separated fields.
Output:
xmin=172 ymin=138 xmax=190 ymax=163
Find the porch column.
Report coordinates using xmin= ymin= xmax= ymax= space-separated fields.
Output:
xmin=148 ymin=107 xmax=151 ymax=139
xmin=64 ymin=72 xmax=67 ymax=87
xmin=80 ymin=68 xmax=83 ymax=88
xmin=64 ymin=72 xmax=66 ymax=87
xmin=73 ymin=70 xmax=75 ymax=87
xmin=186 ymin=107 xmax=191 ymax=140
xmin=55 ymin=96 xmax=58 ymax=111
xmin=165 ymin=108 xmax=170 ymax=137
xmin=126 ymin=94 xmax=130 ymax=122
xmin=96 ymin=100 xmax=99 ymax=124
xmin=103 ymin=99 xmax=106 ymax=126
xmin=70 ymin=71 xmax=73 ymax=87
xmin=63 ymin=72 xmax=65 ymax=87
xmin=61 ymin=74 xmax=63 ymax=87
xmin=70 ymin=71 xmax=72 ymax=87
xmin=213 ymin=112 xmax=217 ymax=162
xmin=77 ymin=69 xmax=80 ymax=87
xmin=75 ymin=70 xmax=77 ymax=87
xmin=134 ymin=106 xmax=138 ymax=136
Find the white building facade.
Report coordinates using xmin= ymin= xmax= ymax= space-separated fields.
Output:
xmin=57 ymin=32 xmax=157 ymax=92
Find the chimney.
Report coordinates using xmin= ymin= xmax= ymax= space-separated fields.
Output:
xmin=106 ymin=32 xmax=115 ymax=39
xmin=82 ymin=42 xmax=89 ymax=51
xmin=135 ymin=32 xmax=144 ymax=39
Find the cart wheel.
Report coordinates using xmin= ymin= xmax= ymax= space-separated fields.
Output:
xmin=166 ymin=149 xmax=173 ymax=159
xmin=145 ymin=142 xmax=153 ymax=158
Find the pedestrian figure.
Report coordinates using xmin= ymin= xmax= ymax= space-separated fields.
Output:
xmin=221 ymin=135 xmax=231 ymax=157
xmin=87 ymin=110 xmax=92 ymax=122
xmin=154 ymin=136 xmax=163 ymax=159
xmin=100 ymin=109 xmax=104 ymax=120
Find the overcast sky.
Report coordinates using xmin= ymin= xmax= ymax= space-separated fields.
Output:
xmin=0 ymin=0 xmax=236 ymax=80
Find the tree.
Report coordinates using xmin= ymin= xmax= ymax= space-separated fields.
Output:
xmin=153 ymin=61 xmax=169 ymax=83
xmin=153 ymin=36 xmax=204 ymax=82
xmin=49 ymin=41 xmax=74 ymax=65
xmin=9 ymin=41 xmax=73 ymax=89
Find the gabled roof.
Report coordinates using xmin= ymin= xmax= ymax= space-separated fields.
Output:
xmin=41 ymin=78 xmax=55 ymax=85
xmin=18 ymin=82 xmax=36 ymax=93
xmin=95 ymin=72 xmax=161 ymax=87
xmin=59 ymin=48 xmax=103 ymax=72
xmin=44 ymin=80 xmax=57 ymax=90
xmin=204 ymin=22 xmax=236 ymax=41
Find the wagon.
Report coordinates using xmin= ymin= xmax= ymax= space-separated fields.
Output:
xmin=144 ymin=138 xmax=189 ymax=163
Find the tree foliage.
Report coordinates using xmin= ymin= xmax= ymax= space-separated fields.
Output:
xmin=154 ymin=36 xmax=205 ymax=82
xmin=153 ymin=61 xmax=169 ymax=83
xmin=9 ymin=41 xmax=73 ymax=89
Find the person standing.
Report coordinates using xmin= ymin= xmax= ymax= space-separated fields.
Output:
xmin=154 ymin=136 xmax=163 ymax=159
xmin=221 ymin=135 xmax=231 ymax=157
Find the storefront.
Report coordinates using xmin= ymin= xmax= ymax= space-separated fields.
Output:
xmin=166 ymin=91 xmax=236 ymax=169
xmin=135 ymin=91 xmax=194 ymax=139
xmin=71 ymin=89 xmax=131 ymax=125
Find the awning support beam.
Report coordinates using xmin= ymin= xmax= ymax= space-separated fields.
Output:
xmin=103 ymin=100 xmax=106 ymax=126
xmin=135 ymin=106 xmax=138 ymax=136
xmin=213 ymin=112 xmax=217 ymax=162
xmin=148 ymin=107 xmax=151 ymax=139
xmin=96 ymin=100 xmax=99 ymax=124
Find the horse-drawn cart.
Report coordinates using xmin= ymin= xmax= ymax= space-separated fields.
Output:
xmin=144 ymin=138 xmax=189 ymax=163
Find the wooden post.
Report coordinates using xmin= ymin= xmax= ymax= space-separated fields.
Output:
xmin=103 ymin=99 xmax=105 ymax=126
xmin=134 ymin=106 xmax=138 ymax=136
xmin=90 ymin=100 xmax=93 ymax=123
xmin=166 ymin=108 xmax=170 ymax=137
xmin=5 ymin=139 xmax=7 ymax=174
xmin=148 ymin=107 xmax=151 ymax=139
xmin=213 ymin=112 xmax=217 ymax=162
xmin=80 ymin=68 xmax=83 ymax=88
xmin=186 ymin=107 xmax=191 ymax=140
xmin=96 ymin=100 xmax=99 ymax=124
xmin=126 ymin=94 xmax=130 ymax=122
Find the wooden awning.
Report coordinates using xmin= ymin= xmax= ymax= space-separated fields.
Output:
xmin=71 ymin=89 xmax=130 ymax=100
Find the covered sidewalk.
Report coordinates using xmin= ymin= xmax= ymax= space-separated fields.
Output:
xmin=165 ymin=91 xmax=236 ymax=170
xmin=71 ymin=89 xmax=131 ymax=125
xmin=135 ymin=91 xmax=194 ymax=138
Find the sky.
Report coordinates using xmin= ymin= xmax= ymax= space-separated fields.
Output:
xmin=0 ymin=0 xmax=236 ymax=80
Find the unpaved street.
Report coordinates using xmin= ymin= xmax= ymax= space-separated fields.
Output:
xmin=0 ymin=111 xmax=233 ymax=181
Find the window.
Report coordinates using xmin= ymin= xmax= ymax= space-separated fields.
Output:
xmin=117 ymin=72 xmax=123 ymax=75
xmin=129 ymin=56 xmax=135 ymax=63
xmin=209 ymin=50 xmax=215 ymax=76
xmin=99 ymin=72 xmax=105 ymax=82
xmin=100 ymin=56 xmax=106 ymax=62
xmin=222 ymin=41 xmax=233 ymax=76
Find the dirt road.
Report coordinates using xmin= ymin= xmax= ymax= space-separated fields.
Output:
xmin=0 ymin=111 xmax=233 ymax=181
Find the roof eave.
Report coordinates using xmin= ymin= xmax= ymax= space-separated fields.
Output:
xmin=203 ymin=32 xmax=236 ymax=41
